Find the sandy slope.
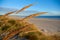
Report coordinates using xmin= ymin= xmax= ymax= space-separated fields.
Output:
xmin=29 ymin=18 xmax=60 ymax=35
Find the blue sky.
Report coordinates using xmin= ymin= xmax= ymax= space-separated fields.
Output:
xmin=0 ymin=0 xmax=60 ymax=16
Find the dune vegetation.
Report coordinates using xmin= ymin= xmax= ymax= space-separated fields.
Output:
xmin=0 ymin=4 xmax=60 ymax=40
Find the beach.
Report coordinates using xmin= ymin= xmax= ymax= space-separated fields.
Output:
xmin=9 ymin=16 xmax=60 ymax=35
xmin=29 ymin=18 xmax=60 ymax=35
xmin=8 ymin=16 xmax=60 ymax=35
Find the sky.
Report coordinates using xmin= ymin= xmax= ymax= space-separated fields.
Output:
xmin=0 ymin=0 xmax=60 ymax=16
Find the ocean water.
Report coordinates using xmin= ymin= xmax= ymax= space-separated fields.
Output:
xmin=35 ymin=16 xmax=60 ymax=18
xmin=35 ymin=16 xmax=60 ymax=20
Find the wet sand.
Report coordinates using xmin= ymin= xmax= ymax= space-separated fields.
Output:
xmin=29 ymin=18 xmax=60 ymax=35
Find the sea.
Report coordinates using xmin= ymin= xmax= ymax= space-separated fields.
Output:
xmin=35 ymin=16 xmax=60 ymax=19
